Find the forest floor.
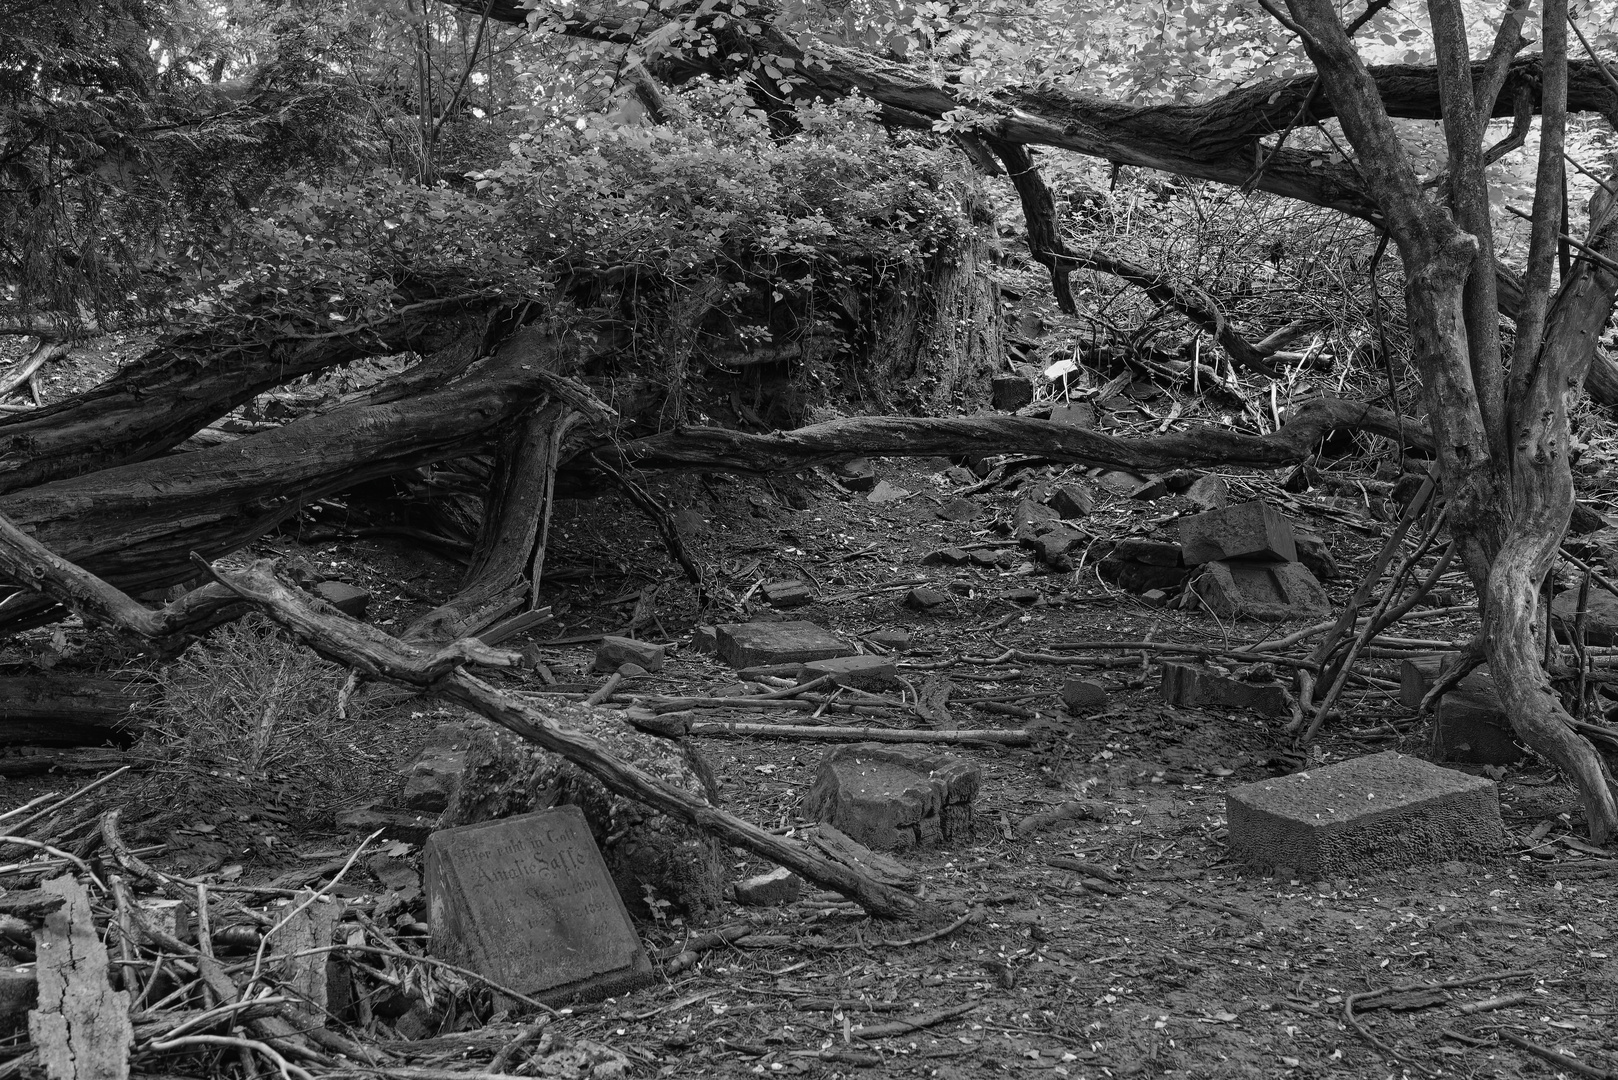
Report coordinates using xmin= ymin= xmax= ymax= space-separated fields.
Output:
xmin=11 ymin=448 xmax=1609 ymax=1080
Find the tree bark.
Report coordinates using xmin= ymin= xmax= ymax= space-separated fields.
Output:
xmin=0 ymin=675 xmax=140 ymax=746
xmin=0 ymin=296 xmax=495 ymax=496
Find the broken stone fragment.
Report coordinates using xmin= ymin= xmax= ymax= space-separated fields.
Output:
xmin=1127 ymin=476 xmax=1169 ymax=500
xmin=1049 ymin=483 xmax=1095 ymax=519
xmin=402 ymin=734 xmax=471 ymax=813
xmin=1046 ymin=402 xmax=1097 ymax=429
xmin=1061 ymin=679 xmax=1110 ymax=713
xmin=867 ymin=479 xmax=910 ymax=504
xmin=761 ymin=580 xmax=814 ymax=608
xmin=992 ymin=374 xmax=1035 ymax=411
xmin=1013 ymin=497 xmax=1061 ymax=532
xmin=1551 ymin=587 xmax=1618 ymax=646
xmin=733 ymin=867 xmax=801 ymax=906
xmin=1185 ymin=474 xmax=1229 ymax=510
xmin=903 ymin=587 xmax=950 ymax=611
xmin=1096 ymin=560 xmax=1191 ymax=594
xmin=864 ymin=629 xmax=911 ymax=653
xmin=1031 ymin=528 xmax=1088 ymax=571
xmin=1224 ymin=751 xmax=1505 ymax=877
xmin=1188 ymin=560 xmax=1330 ymax=621
xmin=921 ymin=547 xmax=972 ymax=566
xmin=832 ymin=458 xmax=877 ymax=492
xmin=690 ymin=626 xmax=718 ymax=653
xmin=716 ymin=622 xmax=853 ymax=668
xmin=801 ymin=743 xmax=981 ymax=851
xmin=1178 ymin=502 xmax=1298 ymax=564
xmin=1293 ymin=528 xmax=1339 ymax=580
xmin=798 ymin=654 xmax=900 ymax=691
xmin=935 ymin=497 xmax=980 ymax=521
xmin=1112 ymin=537 xmax=1183 ymax=566
xmin=315 ymin=581 xmax=370 ymax=619
xmin=1095 ymin=469 xmax=1147 ymax=496
xmin=594 ymin=636 xmax=666 ymax=673
xmin=1160 ymin=661 xmax=1292 ymax=717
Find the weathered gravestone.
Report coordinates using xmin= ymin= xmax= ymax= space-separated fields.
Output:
xmin=425 ymin=806 xmax=654 ymax=1004
xmin=801 ymin=744 xmax=979 ymax=851
xmin=1178 ymin=502 xmax=1298 ymax=564
xmin=716 ymin=621 xmax=854 ymax=668
xmin=1189 ymin=560 xmax=1331 ymax=621
xmin=1226 ymin=752 xmax=1504 ymax=878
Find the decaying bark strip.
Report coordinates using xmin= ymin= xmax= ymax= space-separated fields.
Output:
xmin=29 ymin=875 xmax=133 ymax=1080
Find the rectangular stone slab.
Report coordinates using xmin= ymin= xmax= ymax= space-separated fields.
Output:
xmin=1160 ymin=661 xmax=1291 ymax=717
xmin=424 ymin=805 xmax=653 ymax=1004
xmin=1178 ymin=502 xmax=1297 ymax=565
xmin=1190 ymin=560 xmax=1331 ymax=622
xmin=1226 ymin=751 xmax=1504 ymax=878
xmin=716 ymin=621 xmax=854 ymax=668
xmin=1399 ymin=654 xmax=1494 ymax=709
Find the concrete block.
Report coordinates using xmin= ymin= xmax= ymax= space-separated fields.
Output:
xmin=734 ymin=867 xmax=801 ymax=906
xmin=762 ymin=581 xmax=814 ymax=608
xmin=801 ymin=744 xmax=979 ymax=851
xmin=1050 ymin=484 xmax=1095 ymax=519
xmin=1178 ymin=502 xmax=1298 ymax=565
xmin=315 ymin=581 xmax=371 ymax=619
xmin=799 ymin=655 xmax=900 ymax=691
xmin=992 ymin=375 xmax=1035 ymax=411
xmin=1189 ymin=560 xmax=1330 ymax=621
xmin=594 ymin=636 xmax=666 ymax=673
xmin=1225 ymin=751 xmax=1505 ymax=877
xmin=1061 ymin=679 xmax=1110 ymax=713
xmin=425 ymin=806 xmax=653 ymax=1003
xmin=716 ymin=622 xmax=854 ymax=668
xmin=1161 ymin=661 xmax=1292 ymax=717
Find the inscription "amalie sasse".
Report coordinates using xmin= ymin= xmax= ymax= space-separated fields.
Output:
xmin=468 ymin=834 xmax=592 ymax=888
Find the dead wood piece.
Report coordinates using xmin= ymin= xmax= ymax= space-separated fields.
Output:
xmin=0 ymin=675 xmax=142 ymax=746
xmin=679 ymin=720 xmax=1031 ymax=745
xmin=659 ymin=921 xmax=757 ymax=974
xmin=590 ymin=399 xmax=1430 ymax=478
xmin=1498 ymin=1030 xmax=1616 ymax=1079
xmin=1457 ymin=991 xmax=1532 ymax=1014
xmin=804 ymin=824 xmax=917 ymax=889
xmin=849 ymin=1002 xmax=976 ymax=1040
xmin=1016 ymin=800 xmax=1104 ymax=837
xmin=0 ymin=748 xmax=129 ymax=778
xmin=30 ymin=875 xmax=133 ymax=1080
xmin=0 ymin=889 xmax=64 ymax=919
xmin=1047 ymin=858 xmax=1125 ymax=895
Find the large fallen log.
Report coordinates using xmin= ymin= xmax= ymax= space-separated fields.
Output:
xmin=589 ymin=397 xmax=1429 ymax=476
xmin=0 ymin=513 xmax=934 ymax=921
xmin=0 ymin=295 xmax=497 ymax=497
xmin=0 ymin=675 xmax=141 ymax=746
xmin=0 ymin=322 xmax=581 ymax=632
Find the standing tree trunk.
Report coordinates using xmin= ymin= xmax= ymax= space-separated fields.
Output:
xmin=1284 ymin=0 xmax=1618 ymax=842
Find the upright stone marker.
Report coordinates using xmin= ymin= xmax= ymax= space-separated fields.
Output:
xmin=1226 ymin=752 xmax=1504 ymax=877
xmin=425 ymin=806 xmax=653 ymax=1003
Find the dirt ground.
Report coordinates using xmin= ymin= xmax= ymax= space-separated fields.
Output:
xmin=56 ymin=450 xmax=1616 ymax=1079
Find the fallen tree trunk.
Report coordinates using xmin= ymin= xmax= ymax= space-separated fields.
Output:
xmin=0 ymin=513 xmax=934 ymax=921
xmin=588 ymin=397 xmax=1429 ymax=476
xmin=0 ymin=323 xmax=578 ymax=631
xmin=0 ymin=675 xmax=141 ymax=746
xmin=0 ymin=295 xmax=496 ymax=496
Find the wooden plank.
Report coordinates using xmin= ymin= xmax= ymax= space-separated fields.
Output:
xmin=29 ymin=875 xmax=131 ymax=1080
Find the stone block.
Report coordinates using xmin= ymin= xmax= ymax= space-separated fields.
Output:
xmin=865 ymin=629 xmax=911 ymax=653
xmin=1014 ymin=498 xmax=1061 ymax=532
xmin=1096 ymin=469 xmax=1147 ymax=496
xmin=762 ymin=580 xmax=814 ymax=608
xmin=1186 ymin=475 xmax=1229 ymax=510
xmin=1398 ymin=655 xmax=1494 ymax=709
xmin=801 ymin=744 xmax=980 ymax=851
xmin=734 ymin=867 xmax=801 ymax=906
xmin=335 ymin=805 xmax=436 ymax=846
xmin=1097 ymin=560 xmax=1192 ymax=594
xmin=1048 ymin=402 xmax=1097 ymax=429
xmin=1178 ymin=503 xmax=1298 ymax=565
xmin=922 ymin=547 xmax=971 ymax=567
xmin=992 ymin=375 xmax=1035 ymax=411
xmin=315 ymin=581 xmax=371 ymax=619
xmin=1128 ymin=476 xmax=1169 ymax=501
xmin=1552 ymin=588 xmax=1618 ymax=646
xmin=594 ymin=636 xmax=665 ymax=673
xmin=425 ymin=806 xmax=654 ymax=1004
xmin=1049 ymin=484 xmax=1094 ymax=519
xmin=1294 ymin=529 xmax=1339 ymax=580
xmin=1140 ymin=589 xmax=1171 ymax=607
xmin=1435 ymin=690 xmax=1524 ymax=765
xmin=903 ymin=587 xmax=950 ymax=611
xmin=799 ymin=655 xmax=900 ymax=691
xmin=1161 ymin=661 xmax=1292 ymax=717
xmin=1061 ymin=679 xmax=1110 ymax=713
xmin=867 ymin=480 xmax=910 ymax=504
xmin=690 ymin=626 xmax=717 ymax=653
xmin=832 ymin=458 xmax=877 ymax=493
xmin=1113 ymin=538 xmax=1183 ymax=566
xmin=1027 ymin=528 xmax=1087 ymax=571
xmin=969 ymin=549 xmax=1018 ymax=569
xmin=1225 ymin=751 xmax=1506 ymax=877
xmin=402 ymin=744 xmax=468 ymax=813
xmin=1189 ymin=560 xmax=1330 ymax=622
xmin=716 ymin=622 xmax=854 ymax=668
